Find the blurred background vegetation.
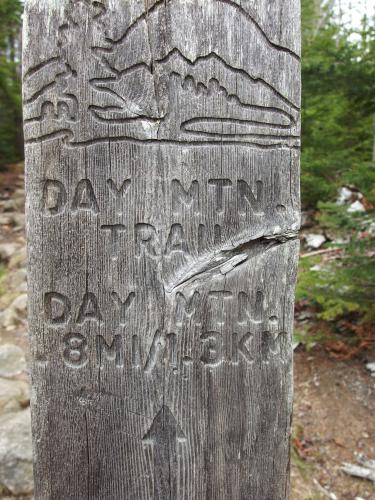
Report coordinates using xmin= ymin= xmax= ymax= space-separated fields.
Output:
xmin=0 ymin=0 xmax=23 ymax=165
xmin=298 ymin=0 xmax=375 ymax=356
xmin=0 ymin=0 xmax=374 ymax=355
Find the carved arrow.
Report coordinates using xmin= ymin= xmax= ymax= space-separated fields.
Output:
xmin=143 ymin=405 xmax=186 ymax=499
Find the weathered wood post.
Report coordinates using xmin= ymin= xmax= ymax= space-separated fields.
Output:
xmin=23 ymin=0 xmax=300 ymax=498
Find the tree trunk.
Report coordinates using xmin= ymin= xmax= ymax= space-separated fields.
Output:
xmin=23 ymin=1 xmax=301 ymax=498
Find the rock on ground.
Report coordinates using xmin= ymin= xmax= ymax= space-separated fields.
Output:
xmin=10 ymin=269 xmax=27 ymax=292
xmin=348 ymin=200 xmax=366 ymax=213
xmin=304 ymin=233 xmax=326 ymax=250
xmin=0 ymin=345 xmax=26 ymax=378
xmin=0 ymin=379 xmax=30 ymax=414
xmin=0 ymin=409 xmax=33 ymax=496
xmin=366 ymin=361 xmax=375 ymax=377
xmin=0 ymin=244 xmax=19 ymax=262
xmin=9 ymin=294 xmax=27 ymax=314
xmin=8 ymin=245 xmax=27 ymax=270
xmin=0 ymin=295 xmax=28 ymax=331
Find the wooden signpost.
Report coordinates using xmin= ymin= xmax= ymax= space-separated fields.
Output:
xmin=23 ymin=0 xmax=300 ymax=498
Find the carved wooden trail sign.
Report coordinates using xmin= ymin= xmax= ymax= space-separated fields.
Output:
xmin=23 ymin=0 xmax=300 ymax=498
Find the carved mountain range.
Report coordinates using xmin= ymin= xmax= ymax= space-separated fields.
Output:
xmin=90 ymin=48 xmax=299 ymax=145
xmin=23 ymin=0 xmax=300 ymax=146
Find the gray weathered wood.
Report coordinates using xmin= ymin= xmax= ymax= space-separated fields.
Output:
xmin=23 ymin=1 xmax=300 ymax=498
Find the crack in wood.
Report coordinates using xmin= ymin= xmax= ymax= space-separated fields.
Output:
xmin=165 ymin=232 xmax=298 ymax=293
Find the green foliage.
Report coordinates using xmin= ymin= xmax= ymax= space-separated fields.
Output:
xmin=301 ymin=1 xmax=375 ymax=209
xmin=0 ymin=0 xmax=23 ymax=167
xmin=297 ymin=234 xmax=375 ymax=324
xmin=316 ymin=201 xmax=369 ymax=235
xmin=294 ymin=324 xmax=333 ymax=352
xmin=297 ymin=2 xmax=375 ymax=344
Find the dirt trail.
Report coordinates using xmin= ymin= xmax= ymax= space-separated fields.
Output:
xmin=292 ymin=349 xmax=375 ymax=499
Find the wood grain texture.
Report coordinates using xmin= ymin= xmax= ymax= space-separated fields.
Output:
xmin=23 ymin=1 xmax=300 ymax=498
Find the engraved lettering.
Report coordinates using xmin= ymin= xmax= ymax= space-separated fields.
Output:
xmin=135 ymin=223 xmax=160 ymax=257
xmin=57 ymin=328 xmax=284 ymax=370
xmin=261 ymin=331 xmax=288 ymax=362
xmin=96 ymin=334 xmax=123 ymax=368
xmin=71 ymin=179 xmax=99 ymax=214
xmin=144 ymin=330 xmax=165 ymax=373
xmin=101 ymin=224 xmax=126 ymax=259
xmin=238 ymin=291 xmax=264 ymax=324
xmin=43 ymin=180 xmax=66 ymax=215
xmin=200 ymin=331 xmax=223 ymax=366
xmin=63 ymin=333 xmax=88 ymax=368
xmin=208 ymin=179 xmax=232 ymax=213
xmin=261 ymin=331 xmax=275 ymax=362
xmin=198 ymin=224 xmax=205 ymax=252
xmin=107 ymin=178 xmax=131 ymax=201
xmin=231 ymin=332 xmax=239 ymax=364
xmin=44 ymin=292 xmax=71 ymax=325
xmin=269 ymin=315 xmax=278 ymax=325
xmin=172 ymin=179 xmax=199 ymax=215
xmin=111 ymin=291 xmax=135 ymax=326
xmin=237 ymin=332 xmax=254 ymax=364
xmin=165 ymin=224 xmax=190 ymax=255
xmin=208 ymin=290 xmax=233 ymax=326
xmin=107 ymin=179 xmax=131 ymax=216
xmin=166 ymin=333 xmax=177 ymax=369
xmin=175 ymin=291 xmax=201 ymax=327
xmin=214 ymin=224 xmax=222 ymax=245
xmin=76 ymin=292 xmax=102 ymax=324
xmin=232 ymin=332 xmax=254 ymax=364
xmin=132 ymin=335 xmax=141 ymax=367
xmin=237 ymin=180 xmax=264 ymax=215
xmin=140 ymin=331 xmax=178 ymax=372
xmin=276 ymin=204 xmax=286 ymax=214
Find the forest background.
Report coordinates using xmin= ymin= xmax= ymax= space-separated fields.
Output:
xmin=0 ymin=0 xmax=374 ymax=354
